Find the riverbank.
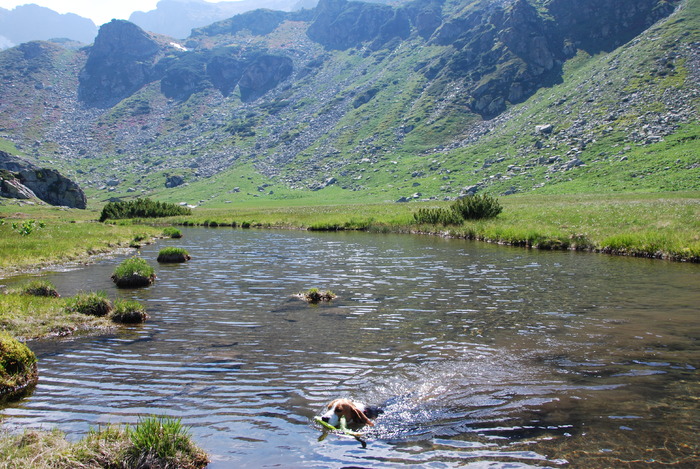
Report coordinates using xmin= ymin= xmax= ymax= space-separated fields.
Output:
xmin=2 ymin=192 xmax=699 ymax=272
xmin=166 ymin=191 xmax=700 ymax=262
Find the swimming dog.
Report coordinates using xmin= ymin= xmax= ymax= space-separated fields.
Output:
xmin=319 ymin=398 xmax=382 ymax=429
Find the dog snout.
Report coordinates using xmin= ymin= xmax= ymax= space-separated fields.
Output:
xmin=321 ymin=416 xmax=330 ymax=423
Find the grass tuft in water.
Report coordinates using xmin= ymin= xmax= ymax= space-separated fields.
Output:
xmin=110 ymin=299 xmax=148 ymax=324
xmin=126 ymin=416 xmax=209 ymax=469
xmin=162 ymin=227 xmax=183 ymax=238
xmin=65 ymin=291 xmax=112 ymax=317
xmin=111 ymin=258 xmax=156 ymax=288
xmin=156 ymin=247 xmax=191 ymax=263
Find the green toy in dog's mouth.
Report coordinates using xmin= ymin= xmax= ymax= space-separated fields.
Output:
xmin=314 ymin=416 xmax=367 ymax=447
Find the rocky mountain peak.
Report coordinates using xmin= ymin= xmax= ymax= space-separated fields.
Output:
xmin=78 ymin=20 xmax=163 ymax=107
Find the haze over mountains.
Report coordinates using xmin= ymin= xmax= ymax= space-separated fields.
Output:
xmin=0 ymin=0 xmax=698 ymax=207
xmin=0 ymin=4 xmax=97 ymax=48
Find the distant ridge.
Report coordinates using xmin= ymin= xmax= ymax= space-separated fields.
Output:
xmin=0 ymin=4 xmax=97 ymax=49
xmin=128 ymin=0 xmax=316 ymax=39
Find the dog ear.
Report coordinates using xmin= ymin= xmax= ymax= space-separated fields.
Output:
xmin=350 ymin=405 xmax=374 ymax=427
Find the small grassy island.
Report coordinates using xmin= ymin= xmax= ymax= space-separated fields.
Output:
xmin=157 ymin=247 xmax=191 ymax=263
xmin=111 ymin=257 xmax=156 ymax=288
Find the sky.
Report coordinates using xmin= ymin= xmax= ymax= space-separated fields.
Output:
xmin=0 ymin=0 xmax=236 ymax=26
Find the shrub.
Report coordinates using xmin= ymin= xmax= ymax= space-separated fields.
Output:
xmin=162 ymin=227 xmax=183 ymax=238
xmin=413 ymin=194 xmax=503 ymax=226
xmin=413 ymin=207 xmax=463 ymax=225
xmin=451 ymin=194 xmax=503 ymax=220
xmin=111 ymin=258 xmax=156 ymax=288
xmin=66 ymin=291 xmax=113 ymax=317
xmin=20 ymin=280 xmax=59 ymax=298
xmin=126 ymin=416 xmax=208 ymax=468
xmin=110 ymin=299 xmax=148 ymax=324
xmin=157 ymin=247 xmax=191 ymax=263
xmin=0 ymin=332 xmax=38 ymax=401
xmin=99 ymin=198 xmax=191 ymax=222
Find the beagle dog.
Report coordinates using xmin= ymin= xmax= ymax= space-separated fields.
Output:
xmin=320 ymin=398 xmax=382 ymax=429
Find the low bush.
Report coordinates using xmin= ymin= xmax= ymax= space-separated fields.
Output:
xmin=157 ymin=247 xmax=191 ymax=263
xmin=99 ymin=198 xmax=191 ymax=222
xmin=65 ymin=291 xmax=112 ymax=317
xmin=413 ymin=194 xmax=503 ymax=226
xmin=451 ymin=194 xmax=503 ymax=220
xmin=111 ymin=258 xmax=156 ymax=288
xmin=413 ymin=207 xmax=463 ymax=225
xmin=20 ymin=280 xmax=59 ymax=298
xmin=0 ymin=332 xmax=37 ymax=402
xmin=110 ymin=299 xmax=148 ymax=324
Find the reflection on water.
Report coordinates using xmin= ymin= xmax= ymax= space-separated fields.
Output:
xmin=2 ymin=228 xmax=699 ymax=467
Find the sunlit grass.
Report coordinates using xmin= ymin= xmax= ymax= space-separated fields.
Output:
xmin=0 ymin=292 xmax=112 ymax=341
xmin=165 ymin=191 xmax=700 ymax=261
xmin=0 ymin=205 xmax=160 ymax=276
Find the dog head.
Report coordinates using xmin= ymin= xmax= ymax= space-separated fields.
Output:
xmin=320 ymin=398 xmax=375 ymax=428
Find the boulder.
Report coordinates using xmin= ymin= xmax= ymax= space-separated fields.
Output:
xmin=165 ymin=175 xmax=185 ymax=188
xmin=0 ymin=151 xmax=87 ymax=209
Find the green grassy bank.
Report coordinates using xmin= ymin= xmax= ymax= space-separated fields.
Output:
xmin=2 ymin=192 xmax=698 ymax=272
xmin=0 ymin=204 xmax=161 ymax=277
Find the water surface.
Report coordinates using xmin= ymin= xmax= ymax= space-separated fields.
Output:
xmin=2 ymin=228 xmax=698 ymax=467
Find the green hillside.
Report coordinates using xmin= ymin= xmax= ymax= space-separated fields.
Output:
xmin=0 ymin=0 xmax=697 ymax=207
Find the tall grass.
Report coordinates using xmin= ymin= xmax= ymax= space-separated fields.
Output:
xmin=0 ymin=417 xmax=209 ymax=468
xmin=99 ymin=198 xmax=191 ymax=222
xmin=126 ymin=416 xmax=206 ymax=467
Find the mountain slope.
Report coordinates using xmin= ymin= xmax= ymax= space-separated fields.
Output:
xmin=0 ymin=0 xmax=697 ymax=207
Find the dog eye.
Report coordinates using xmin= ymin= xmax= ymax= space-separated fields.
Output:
xmin=334 ymin=409 xmax=342 ymax=414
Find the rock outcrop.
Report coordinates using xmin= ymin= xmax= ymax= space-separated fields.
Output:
xmin=428 ymin=0 xmax=681 ymax=117
xmin=78 ymin=20 xmax=162 ymax=107
xmin=238 ymin=55 xmax=294 ymax=102
xmin=0 ymin=151 xmax=87 ymax=209
xmin=307 ymin=0 xmax=410 ymax=50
